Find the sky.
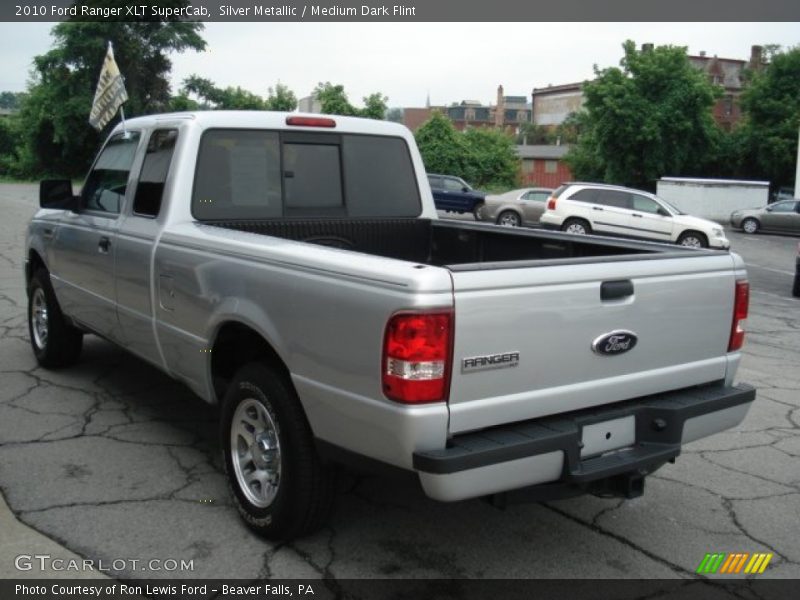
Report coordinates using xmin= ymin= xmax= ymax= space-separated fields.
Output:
xmin=0 ymin=22 xmax=798 ymax=108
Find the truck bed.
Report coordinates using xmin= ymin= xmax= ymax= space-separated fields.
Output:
xmin=206 ymin=218 xmax=700 ymax=268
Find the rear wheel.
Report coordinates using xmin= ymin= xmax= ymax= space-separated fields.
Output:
xmin=742 ymin=218 xmax=760 ymax=234
xmin=562 ymin=218 xmax=591 ymax=235
xmin=677 ymin=231 xmax=708 ymax=248
xmin=221 ymin=362 xmax=336 ymax=540
xmin=472 ymin=202 xmax=485 ymax=221
xmin=497 ymin=210 xmax=521 ymax=227
xmin=27 ymin=268 xmax=83 ymax=368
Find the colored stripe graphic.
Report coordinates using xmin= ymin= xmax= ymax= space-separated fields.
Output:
xmin=697 ymin=553 xmax=726 ymax=574
xmin=744 ymin=553 xmax=773 ymax=574
xmin=697 ymin=552 xmax=772 ymax=575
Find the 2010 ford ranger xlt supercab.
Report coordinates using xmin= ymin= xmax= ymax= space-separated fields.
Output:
xmin=26 ymin=112 xmax=755 ymax=539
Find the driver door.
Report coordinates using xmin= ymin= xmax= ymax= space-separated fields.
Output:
xmin=49 ymin=131 xmax=141 ymax=338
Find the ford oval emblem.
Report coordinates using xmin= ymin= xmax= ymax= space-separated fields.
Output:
xmin=592 ymin=330 xmax=638 ymax=356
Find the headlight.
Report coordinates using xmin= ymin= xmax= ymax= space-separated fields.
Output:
xmin=712 ymin=228 xmax=724 ymax=237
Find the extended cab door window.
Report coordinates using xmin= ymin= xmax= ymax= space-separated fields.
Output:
xmin=82 ymin=132 xmax=140 ymax=215
xmin=132 ymin=129 xmax=178 ymax=218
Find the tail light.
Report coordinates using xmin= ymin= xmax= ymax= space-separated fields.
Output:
xmin=382 ymin=311 xmax=452 ymax=404
xmin=547 ymin=197 xmax=557 ymax=210
xmin=286 ymin=116 xmax=336 ymax=128
xmin=728 ymin=280 xmax=749 ymax=352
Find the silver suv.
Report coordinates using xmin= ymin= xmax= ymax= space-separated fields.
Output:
xmin=540 ymin=183 xmax=729 ymax=249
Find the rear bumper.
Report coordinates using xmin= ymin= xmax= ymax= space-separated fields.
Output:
xmin=415 ymin=382 xmax=755 ymax=501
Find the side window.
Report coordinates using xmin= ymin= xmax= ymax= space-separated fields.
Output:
xmin=133 ymin=129 xmax=178 ymax=217
xmin=444 ymin=178 xmax=464 ymax=192
xmin=82 ymin=132 xmax=141 ymax=215
xmin=522 ymin=191 xmax=547 ymax=202
xmin=570 ymin=189 xmax=597 ymax=203
xmin=631 ymin=195 xmax=661 ymax=214
xmin=596 ymin=190 xmax=632 ymax=209
xmin=428 ymin=176 xmax=442 ymax=190
xmin=771 ymin=201 xmax=796 ymax=213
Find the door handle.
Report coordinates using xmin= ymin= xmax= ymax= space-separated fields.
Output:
xmin=593 ymin=206 xmax=603 ymax=211
xmin=632 ymin=213 xmax=643 ymax=218
xmin=98 ymin=236 xmax=111 ymax=254
xmin=601 ymin=280 xmax=634 ymax=301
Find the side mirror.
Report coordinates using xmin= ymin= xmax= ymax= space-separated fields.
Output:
xmin=765 ymin=206 xmax=773 ymax=212
xmin=40 ymin=180 xmax=78 ymax=211
xmin=462 ymin=186 xmax=469 ymax=193
xmin=657 ymin=208 xmax=671 ymax=217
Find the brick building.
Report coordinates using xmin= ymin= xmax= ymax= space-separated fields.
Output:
xmin=402 ymin=85 xmax=532 ymax=132
xmin=530 ymin=45 xmax=765 ymax=131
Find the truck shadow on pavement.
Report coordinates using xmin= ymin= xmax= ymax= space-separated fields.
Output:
xmin=2 ymin=333 xmax=798 ymax=580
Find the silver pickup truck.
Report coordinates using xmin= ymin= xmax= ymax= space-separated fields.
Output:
xmin=26 ymin=112 xmax=755 ymax=539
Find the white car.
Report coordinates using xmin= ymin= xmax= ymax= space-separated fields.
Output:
xmin=539 ymin=183 xmax=730 ymax=249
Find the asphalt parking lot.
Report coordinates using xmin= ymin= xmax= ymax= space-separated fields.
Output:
xmin=1 ymin=183 xmax=798 ymax=581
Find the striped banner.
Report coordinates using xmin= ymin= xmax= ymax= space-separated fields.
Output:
xmin=696 ymin=552 xmax=773 ymax=574
xmin=89 ymin=42 xmax=128 ymax=131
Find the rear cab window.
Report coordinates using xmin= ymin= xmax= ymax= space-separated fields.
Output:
xmin=192 ymin=129 xmax=421 ymax=220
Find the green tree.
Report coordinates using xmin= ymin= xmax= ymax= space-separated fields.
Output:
xmin=313 ymin=82 xmax=388 ymax=120
xmin=414 ymin=111 xmax=470 ymax=176
xmin=736 ymin=46 xmax=800 ymax=188
xmin=386 ymin=107 xmax=404 ymax=123
xmin=0 ymin=92 xmax=26 ymax=110
xmin=415 ymin=112 xmax=520 ymax=187
xmin=463 ymin=127 xmax=520 ymax=188
xmin=515 ymin=122 xmax=554 ymax=145
xmin=13 ymin=0 xmax=205 ymax=177
xmin=265 ymin=83 xmax=297 ymax=112
xmin=565 ymin=40 xmax=720 ymax=190
xmin=182 ymin=75 xmax=266 ymax=109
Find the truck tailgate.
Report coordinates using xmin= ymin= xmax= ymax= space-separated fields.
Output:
xmin=447 ymin=254 xmax=739 ymax=434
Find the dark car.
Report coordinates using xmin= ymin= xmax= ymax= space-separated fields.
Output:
xmin=427 ymin=174 xmax=486 ymax=217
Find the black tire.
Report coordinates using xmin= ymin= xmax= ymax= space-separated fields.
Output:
xmin=221 ymin=362 xmax=336 ymax=540
xmin=561 ymin=218 xmax=591 ymax=235
xmin=27 ymin=268 xmax=83 ymax=368
xmin=677 ymin=231 xmax=708 ymax=249
xmin=741 ymin=218 xmax=760 ymax=235
xmin=472 ymin=202 xmax=485 ymax=221
xmin=793 ymin=273 xmax=800 ymax=298
xmin=496 ymin=210 xmax=521 ymax=227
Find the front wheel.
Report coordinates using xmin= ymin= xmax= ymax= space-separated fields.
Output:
xmin=221 ymin=362 xmax=335 ymax=540
xmin=561 ymin=218 xmax=591 ymax=235
xmin=27 ymin=268 xmax=83 ymax=368
xmin=677 ymin=231 xmax=708 ymax=249
xmin=472 ymin=202 xmax=485 ymax=221
xmin=742 ymin=218 xmax=760 ymax=234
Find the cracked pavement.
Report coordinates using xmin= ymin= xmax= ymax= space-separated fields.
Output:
xmin=1 ymin=183 xmax=799 ymax=581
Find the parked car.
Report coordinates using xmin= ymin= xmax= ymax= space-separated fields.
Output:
xmin=427 ymin=174 xmax=486 ymax=217
xmin=730 ymin=199 xmax=800 ymax=235
xmin=476 ymin=187 xmax=554 ymax=227
xmin=27 ymin=112 xmax=754 ymax=540
xmin=540 ymin=182 xmax=730 ymax=249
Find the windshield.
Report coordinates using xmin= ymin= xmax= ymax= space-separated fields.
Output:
xmin=655 ymin=196 xmax=686 ymax=215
